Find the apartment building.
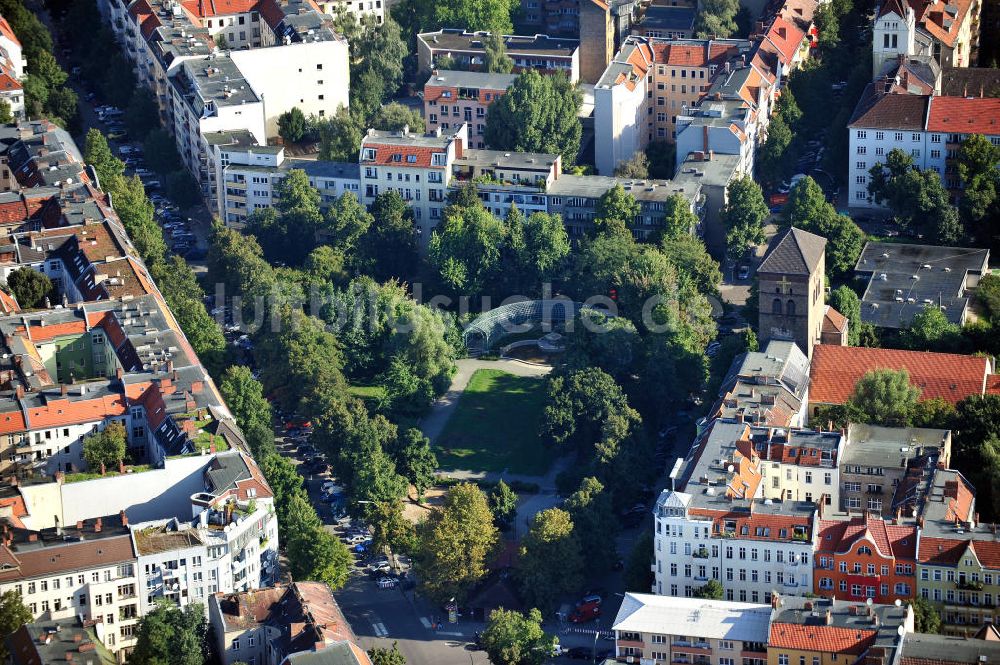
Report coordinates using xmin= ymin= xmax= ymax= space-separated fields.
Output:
xmin=872 ymin=0 xmax=980 ymax=78
xmin=6 ymin=618 xmax=118 ymax=665
xmin=358 ymin=125 xmax=467 ymax=243
xmin=416 ymin=30 xmax=581 ymax=83
xmin=131 ymin=451 xmax=278 ymax=615
xmin=813 ymin=512 xmax=919 ymax=604
xmin=0 ymin=14 xmax=25 ymax=119
xmin=210 ymin=129 xmax=359 ymax=226
xmin=854 ymin=242 xmax=990 ymax=329
xmin=593 ymin=37 xmax=753 ymax=174
xmin=423 ymin=70 xmax=518 ymax=147
xmin=838 ymin=424 xmax=952 ymax=516
xmin=612 ymin=593 xmax=771 ymax=664
xmin=654 ymin=420 xmax=817 ymax=603
xmin=915 ymin=468 xmax=1000 ymax=635
xmin=706 ymin=340 xmax=811 ymax=428
xmin=767 ymin=595 xmax=913 ymax=665
xmin=209 ymin=582 xmax=370 ymax=665
xmin=105 ymin=0 xmax=349 ymax=202
xmin=0 ymin=514 xmax=141 ymax=658
xmin=756 ymin=427 xmax=842 ymax=505
xmin=847 ymin=87 xmax=1000 ymax=208
xmin=313 ymin=0 xmax=384 ymax=23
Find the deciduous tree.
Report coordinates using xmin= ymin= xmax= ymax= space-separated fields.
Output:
xmin=6 ymin=266 xmax=53 ymax=309
xmin=846 ymin=368 xmax=921 ymax=427
xmin=0 ymin=591 xmax=31 ymax=661
xmin=722 ymin=176 xmax=768 ymax=262
xmin=481 ymin=608 xmax=556 ymax=665
xmin=484 ymin=70 xmax=582 ymax=165
xmin=278 ymin=107 xmax=307 ymax=143
xmin=82 ymin=422 xmax=127 ymax=471
xmin=516 ymin=508 xmax=583 ymax=611
xmin=489 ymin=479 xmax=518 ymax=529
xmin=414 ymin=482 xmax=498 ymax=603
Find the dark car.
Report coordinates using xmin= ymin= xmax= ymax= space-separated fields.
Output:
xmin=565 ymin=647 xmax=592 ymax=660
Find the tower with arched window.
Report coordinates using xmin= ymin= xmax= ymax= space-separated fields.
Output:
xmin=757 ymin=227 xmax=827 ymax=359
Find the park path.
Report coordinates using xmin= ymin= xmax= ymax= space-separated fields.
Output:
xmin=419 ymin=358 xmax=551 ymax=446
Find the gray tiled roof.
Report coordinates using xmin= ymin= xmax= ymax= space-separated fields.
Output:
xmin=758 ymin=227 xmax=826 ymax=276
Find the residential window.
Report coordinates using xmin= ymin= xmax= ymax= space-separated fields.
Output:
xmin=857 ymin=146 xmax=867 ymax=154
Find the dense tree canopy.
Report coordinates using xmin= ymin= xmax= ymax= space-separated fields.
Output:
xmin=516 ymin=508 xmax=584 ymax=610
xmin=722 ymin=176 xmax=768 ymax=263
xmin=868 ymin=149 xmax=963 ymax=244
xmin=82 ymin=422 xmax=127 ymax=471
xmin=481 ymin=608 xmax=556 ymax=665
xmin=484 ymin=70 xmax=583 ymax=165
xmin=128 ymin=602 xmax=207 ymax=665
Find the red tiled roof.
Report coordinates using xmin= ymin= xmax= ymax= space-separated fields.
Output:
xmin=181 ymin=0 xmax=260 ymax=16
xmin=987 ymin=374 xmax=1000 ymax=395
xmin=688 ymin=507 xmax=812 ymax=542
xmin=911 ymin=0 xmax=973 ymax=48
xmin=769 ymin=623 xmax=877 ymax=654
xmin=0 ymin=17 xmax=20 ymax=47
xmin=362 ymin=145 xmax=444 ymax=169
xmin=927 ymin=96 xmax=1000 ymax=135
xmin=0 ymin=408 xmax=26 ymax=435
xmin=0 ymin=535 xmax=135 ymax=582
xmin=823 ymin=306 xmax=848 ymax=333
xmin=809 ymin=344 xmax=989 ymax=405
xmin=26 ymin=395 xmax=127 ymax=429
xmin=817 ymin=515 xmax=917 ymax=559
xmin=0 ymin=495 xmax=27 ymax=528
xmin=765 ymin=16 xmax=806 ymax=65
xmin=0 ymin=73 xmax=21 ymax=91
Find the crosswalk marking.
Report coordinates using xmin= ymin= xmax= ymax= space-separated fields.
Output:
xmin=372 ymin=622 xmax=388 ymax=637
xmin=419 ymin=616 xmax=432 ymax=629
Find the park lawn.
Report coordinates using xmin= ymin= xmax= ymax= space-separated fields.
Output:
xmin=348 ymin=384 xmax=385 ymax=408
xmin=435 ymin=369 xmax=552 ymax=475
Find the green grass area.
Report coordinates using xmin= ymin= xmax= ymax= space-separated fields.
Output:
xmin=348 ymin=384 xmax=385 ymax=409
xmin=65 ymin=464 xmax=153 ymax=483
xmin=435 ymin=369 xmax=552 ymax=475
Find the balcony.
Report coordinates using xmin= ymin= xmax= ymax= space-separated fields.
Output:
xmin=957 ymin=580 xmax=985 ymax=591
xmin=617 ymin=639 xmax=644 ymax=649
xmin=692 ymin=549 xmax=711 ymax=559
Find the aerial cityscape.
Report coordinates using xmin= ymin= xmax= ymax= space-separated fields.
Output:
xmin=0 ymin=0 xmax=998 ymax=663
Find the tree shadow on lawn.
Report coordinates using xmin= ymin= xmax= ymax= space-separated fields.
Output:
xmin=435 ymin=371 xmax=552 ymax=476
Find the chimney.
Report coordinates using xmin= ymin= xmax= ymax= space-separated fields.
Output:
xmin=771 ymin=592 xmax=780 ymax=609
xmin=736 ymin=413 xmax=745 ymax=423
xmin=115 ymin=367 xmax=123 ymax=380
xmin=55 ymin=470 xmax=64 ymax=484
xmin=76 ymin=520 xmax=83 ymax=529
xmin=27 ymin=533 xmax=37 ymax=542
xmin=15 ymin=385 xmax=23 ymax=399
xmin=707 ymin=150 xmax=714 ymax=161
xmin=804 ymin=601 xmax=814 ymax=611
xmin=166 ymin=359 xmax=174 ymax=374
xmin=73 ymin=634 xmax=82 ymax=643
xmin=61 ymin=383 xmax=67 ymax=396
xmin=94 ymin=518 xmax=102 ymax=533
xmin=825 ymin=609 xmax=833 ymax=625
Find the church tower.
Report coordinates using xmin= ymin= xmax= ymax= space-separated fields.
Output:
xmin=757 ymin=227 xmax=827 ymax=359
xmin=872 ymin=0 xmax=917 ymax=78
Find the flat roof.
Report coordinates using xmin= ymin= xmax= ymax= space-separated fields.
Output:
xmin=423 ymin=69 xmax=518 ymax=91
xmin=613 ymin=593 xmax=771 ymax=642
xmin=548 ymin=174 xmax=700 ymax=203
xmin=842 ymin=423 xmax=950 ymax=468
xmin=855 ymin=241 xmax=989 ymax=329
xmin=637 ymin=5 xmax=697 ymax=30
xmin=456 ymin=148 xmax=559 ymax=172
xmin=418 ymin=29 xmax=579 ymax=57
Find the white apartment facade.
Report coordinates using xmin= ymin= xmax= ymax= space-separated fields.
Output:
xmin=359 ymin=125 xmax=469 ymax=243
xmin=314 ymin=0 xmax=385 ymax=23
xmin=653 ymin=491 xmax=817 ymax=603
xmin=0 ymin=15 xmax=26 ymax=119
xmin=0 ymin=516 xmax=141 ymax=658
xmin=847 ymin=93 xmax=1000 ymax=208
xmin=612 ymin=593 xmax=771 ymax=665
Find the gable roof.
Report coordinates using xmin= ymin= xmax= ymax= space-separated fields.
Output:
xmin=758 ymin=227 xmax=826 ymax=276
xmin=769 ymin=623 xmax=878 ymax=654
xmin=809 ymin=345 xmax=989 ymax=405
xmin=926 ymin=96 xmax=1000 ymax=135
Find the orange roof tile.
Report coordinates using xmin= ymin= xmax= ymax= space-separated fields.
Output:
xmin=817 ymin=515 xmax=917 ymax=559
xmin=27 ymin=394 xmax=127 ymax=428
xmin=823 ymin=306 xmax=848 ymax=333
xmin=769 ymin=624 xmax=877 ymax=654
xmin=0 ymin=17 xmax=20 ymax=47
xmin=809 ymin=345 xmax=989 ymax=405
xmin=927 ymin=96 xmax=1000 ymax=135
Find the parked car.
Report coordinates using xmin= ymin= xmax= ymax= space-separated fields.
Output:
xmin=565 ymin=647 xmax=592 ymax=660
xmin=737 ymin=265 xmax=750 ymax=280
xmin=321 ymin=480 xmax=344 ymax=493
xmin=376 ymin=577 xmax=397 ymax=589
xmin=568 ymin=602 xmax=600 ymax=623
xmin=577 ymin=593 xmax=603 ymax=606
